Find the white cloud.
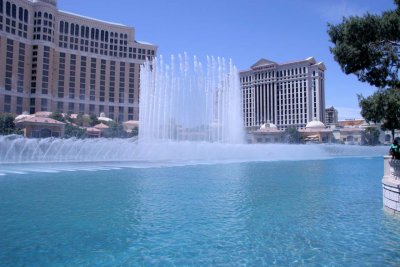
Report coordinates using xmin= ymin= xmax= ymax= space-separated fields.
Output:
xmin=336 ymin=106 xmax=362 ymax=120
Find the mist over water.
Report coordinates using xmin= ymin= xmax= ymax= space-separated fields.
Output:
xmin=0 ymin=135 xmax=387 ymax=165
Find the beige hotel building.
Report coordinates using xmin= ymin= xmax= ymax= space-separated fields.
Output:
xmin=0 ymin=0 xmax=157 ymax=121
xmin=240 ymin=57 xmax=326 ymax=131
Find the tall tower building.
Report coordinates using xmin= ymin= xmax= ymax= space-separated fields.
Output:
xmin=0 ymin=0 xmax=157 ymax=121
xmin=240 ymin=57 xmax=326 ymax=131
xmin=325 ymin=106 xmax=338 ymax=125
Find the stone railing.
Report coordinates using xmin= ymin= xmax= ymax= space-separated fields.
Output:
xmin=383 ymin=155 xmax=400 ymax=215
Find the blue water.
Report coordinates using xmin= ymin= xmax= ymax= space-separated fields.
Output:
xmin=0 ymin=157 xmax=400 ymax=266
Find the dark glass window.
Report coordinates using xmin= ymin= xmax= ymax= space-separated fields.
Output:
xmin=6 ymin=1 xmax=10 ymax=16
xmin=59 ymin=21 xmax=63 ymax=32
xmin=18 ymin=6 xmax=22 ymax=20
xmin=0 ymin=0 xmax=3 ymax=14
xmin=11 ymin=3 xmax=15 ymax=18
xmin=64 ymin=21 xmax=68 ymax=34
xmin=24 ymin=9 xmax=28 ymax=23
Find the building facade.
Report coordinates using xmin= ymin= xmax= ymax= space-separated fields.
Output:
xmin=325 ymin=106 xmax=338 ymax=125
xmin=240 ymin=57 xmax=326 ymax=131
xmin=0 ymin=0 xmax=157 ymax=121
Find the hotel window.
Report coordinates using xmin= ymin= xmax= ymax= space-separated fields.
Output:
xmin=90 ymin=58 xmax=96 ymax=101
xmin=41 ymin=98 xmax=48 ymax=111
xmin=99 ymin=60 xmax=106 ymax=102
xmin=5 ymin=38 xmax=13 ymax=91
xmin=58 ymin=52 xmax=65 ymax=98
xmin=17 ymin=43 xmax=25 ymax=92
xmin=118 ymin=106 xmax=124 ymax=122
xmin=70 ymin=23 xmax=75 ymax=35
xmin=128 ymin=107 xmax=133 ymax=120
xmin=5 ymin=1 xmax=10 ymax=16
xmin=11 ymin=3 xmax=15 ymax=18
xmin=68 ymin=102 xmax=74 ymax=113
xmin=29 ymin=98 xmax=35 ymax=114
xmin=128 ymin=63 xmax=135 ymax=103
xmin=109 ymin=106 xmax=114 ymax=120
xmin=42 ymin=46 xmax=50 ymax=94
xmin=119 ymin=62 xmax=125 ymax=103
xmin=16 ymin=97 xmax=23 ymax=114
xmin=69 ymin=54 xmax=76 ymax=99
xmin=109 ymin=61 xmax=115 ymax=102
xmin=80 ymin=56 xmax=86 ymax=100
xmin=18 ymin=6 xmax=22 ymax=20
xmin=57 ymin=101 xmax=64 ymax=112
xmin=89 ymin=104 xmax=95 ymax=114
xmin=4 ymin=95 xmax=11 ymax=112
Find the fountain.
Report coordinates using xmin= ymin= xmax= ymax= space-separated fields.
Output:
xmin=139 ymin=53 xmax=244 ymax=143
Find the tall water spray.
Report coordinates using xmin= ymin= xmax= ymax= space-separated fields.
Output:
xmin=139 ymin=53 xmax=244 ymax=143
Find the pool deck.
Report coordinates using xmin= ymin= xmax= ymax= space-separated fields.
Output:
xmin=383 ymin=156 xmax=400 ymax=215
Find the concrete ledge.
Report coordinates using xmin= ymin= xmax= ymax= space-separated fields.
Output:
xmin=384 ymin=206 xmax=400 ymax=215
xmin=383 ymin=156 xmax=400 ymax=215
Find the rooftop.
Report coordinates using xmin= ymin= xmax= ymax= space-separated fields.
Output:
xmin=15 ymin=116 xmax=65 ymax=125
xmin=59 ymin=10 xmax=128 ymax=28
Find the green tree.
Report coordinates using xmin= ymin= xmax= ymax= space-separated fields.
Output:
xmin=284 ymin=126 xmax=302 ymax=144
xmin=64 ymin=124 xmax=87 ymax=139
xmin=327 ymin=1 xmax=400 ymax=88
xmin=0 ymin=113 xmax=21 ymax=135
xmin=359 ymin=89 xmax=400 ymax=140
xmin=131 ymin=126 xmax=139 ymax=137
xmin=74 ymin=113 xmax=84 ymax=127
xmin=49 ymin=111 xmax=66 ymax=123
xmin=89 ymin=113 xmax=99 ymax=127
xmin=103 ymin=121 xmax=125 ymax=138
xmin=363 ymin=126 xmax=381 ymax=145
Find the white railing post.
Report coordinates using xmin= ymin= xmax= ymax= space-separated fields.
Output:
xmin=383 ymin=155 xmax=391 ymax=179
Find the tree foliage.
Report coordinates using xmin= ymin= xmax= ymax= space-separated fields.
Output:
xmin=50 ymin=111 xmax=86 ymax=139
xmin=64 ymin=124 xmax=87 ymax=139
xmin=359 ymin=89 xmax=400 ymax=139
xmin=328 ymin=1 xmax=400 ymax=88
xmin=0 ymin=113 xmax=22 ymax=135
xmin=49 ymin=111 xmax=66 ymax=123
xmin=284 ymin=126 xmax=303 ymax=144
xmin=103 ymin=121 xmax=126 ymax=138
xmin=89 ymin=113 xmax=99 ymax=127
xmin=363 ymin=126 xmax=381 ymax=145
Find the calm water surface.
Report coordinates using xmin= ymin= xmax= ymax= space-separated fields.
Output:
xmin=0 ymin=157 xmax=399 ymax=266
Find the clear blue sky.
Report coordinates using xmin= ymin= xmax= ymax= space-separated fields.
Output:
xmin=58 ymin=0 xmax=396 ymax=120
